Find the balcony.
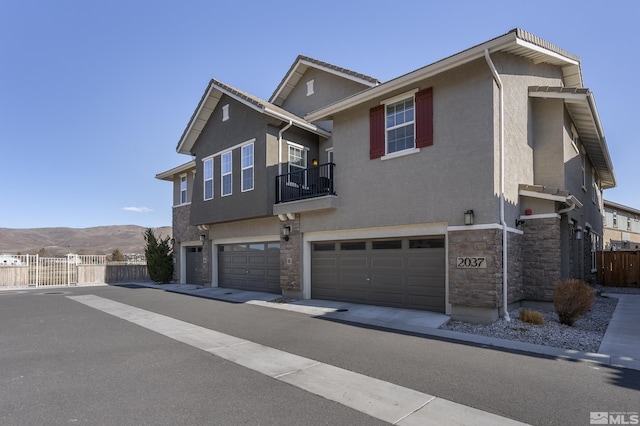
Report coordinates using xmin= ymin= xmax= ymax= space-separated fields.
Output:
xmin=274 ymin=163 xmax=337 ymax=215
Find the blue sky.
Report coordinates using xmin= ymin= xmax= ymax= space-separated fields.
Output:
xmin=1 ymin=0 xmax=638 ymax=229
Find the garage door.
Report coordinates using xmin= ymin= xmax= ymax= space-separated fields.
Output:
xmin=185 ymin=246 xmax=203 ymax=284
xmin=311 ymin=237 xmax=445 ymax=312
xmin=218 ymin=242 xmax=281 ymax=293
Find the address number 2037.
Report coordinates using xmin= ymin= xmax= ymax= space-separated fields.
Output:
xmin=456 ymin=257 xmax=486 ymax=269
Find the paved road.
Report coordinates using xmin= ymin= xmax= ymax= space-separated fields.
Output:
xmin=1 ymin=285 xmax=638 ymax=425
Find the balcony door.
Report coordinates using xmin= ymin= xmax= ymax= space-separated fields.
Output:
xmin=288 ymin=143 xmax=307 ymax=187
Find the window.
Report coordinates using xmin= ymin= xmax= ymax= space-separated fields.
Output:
xmin=370 ymin=88 xmax=433 ymax=159
xmin=590 ymin=232 xmax=598 ymax=272
xmin=179 ymin=175 xmax=187 ymax=204
xmin=340 ymin=241 xmax=366 ymax=251
xmin=241 ymin=143 xmax=254 ymax=192
xmin=613 ymin=211 xmax=618 ymax=228
xmin=628 ymin=217 xmax=632 ymax=231
xmin=592 ymin=171 xmax=598 ymax=204
xmin=222 ymin=104 xmax=229 ymax=121
xmin=372 ymin=240 xmax=402 ymax=250
xmin=326 ymin=148 xmax=334 ymax=164
xmin=386 ymin=97 xmax=415 ymax=154
xmin=221 ymin=152 xmax=232 ymax=196
xmin=203 ymin=158 xmax=213 ymax=200
xmin=288 ymin=144 xmax=307 ymax=186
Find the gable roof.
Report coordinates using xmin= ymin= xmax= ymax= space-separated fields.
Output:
xmin=176 ymin=79 xmax=331 ymax=155
xmin=269 ymin=55 xmax=380 ymax=107
xmin=305 ymin=28 xmax=614 ymax=189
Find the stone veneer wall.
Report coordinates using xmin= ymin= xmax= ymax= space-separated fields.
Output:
xmin=521 ymin=217 xmax=561 ymax=301
xmin=448 ymin=228 xmax=524 ymax=322
xmin=172 ymin=205 xmax=210 ymax=285
xmin=279 ymin=216 xmax=302 ymax=298
xmin=448 ymin=229 xmax=503 ymax=309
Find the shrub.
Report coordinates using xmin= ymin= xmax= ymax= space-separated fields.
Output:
xmin=144 ymin=228 xmax=174 ymax=284
xmin=553 ymin=279 xmax=595 ymax=326
xmin=520 ymin=309 xmax=544 ymax=325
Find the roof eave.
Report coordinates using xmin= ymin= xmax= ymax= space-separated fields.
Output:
xmin=155 ymin=160 xmax=196 ymax=181
xmin=306 ymin=30 xmax=581 ymax=122
xmin=529 ymin=88 xmax=616 ymax=189
xmin=177 ymin=80 xmax=330 ymax=155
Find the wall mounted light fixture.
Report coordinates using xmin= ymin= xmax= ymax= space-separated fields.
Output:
xmin=282 ymin=225 xmax=291 ymax=242
xmin=199 ymin=234 xmax=206 ymax=244
xmin=464 ymin=210 xmax=474 ymax=226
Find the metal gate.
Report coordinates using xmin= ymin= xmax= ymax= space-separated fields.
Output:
xmin=0 ymin=254 xmax=107 ymax=287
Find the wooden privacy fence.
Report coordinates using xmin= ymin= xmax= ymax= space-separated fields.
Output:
xmin=597 ymin=250 xmax=640 ymax=288
xmin=0 ymin=254 xmax=149 ymax=287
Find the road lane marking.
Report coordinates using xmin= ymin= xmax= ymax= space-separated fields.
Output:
xmin=68 ymin=295 xmax=528 ymax=425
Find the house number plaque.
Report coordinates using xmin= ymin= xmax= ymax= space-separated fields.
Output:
xmin=456 ymin=257 xmax=486 ymax=269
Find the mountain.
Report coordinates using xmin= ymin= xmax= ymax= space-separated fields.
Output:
xmin=0 ymin=225 xmax=172 ymax=256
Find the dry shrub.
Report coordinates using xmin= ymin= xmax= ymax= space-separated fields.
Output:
xmin=553 ymin=279 xmax=595 ymax=326
xmin=520 ymin=309 xmax=544 ymax=325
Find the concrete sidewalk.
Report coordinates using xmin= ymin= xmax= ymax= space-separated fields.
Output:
xmin=115 ymin=282 xmax=640 ymax=371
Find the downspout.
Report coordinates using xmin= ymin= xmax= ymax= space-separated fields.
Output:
xmin=278 ymin=120 xmax=293 ymax=176
xmin=485 ymin=49 xmax=510 ymax=321
xmin=278 ymin=120 xmax=293 ymax=203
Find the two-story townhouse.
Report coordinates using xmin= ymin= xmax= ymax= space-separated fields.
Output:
xmin=156 ymin=57 xmax=379 ymax=292
xmin=603 ymin=200 xmax=640 ymax=250
xmin=157 ymin=29 xmax=616 ymax=323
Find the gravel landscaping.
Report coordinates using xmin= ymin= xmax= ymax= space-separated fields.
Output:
xmin=439 ymin=286 xmax=639 ymax=353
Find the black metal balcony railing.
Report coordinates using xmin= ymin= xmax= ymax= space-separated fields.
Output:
xmin=276 ymin=163 xmax=335 ymax=204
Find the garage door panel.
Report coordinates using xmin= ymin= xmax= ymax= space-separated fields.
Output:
xmin=371 ymin=257 xmax=405 ymax=269
xmin=339 ymin=257 xmax=368 ymax=268
xmin=371 ymin=275 xmax=404 ymax=287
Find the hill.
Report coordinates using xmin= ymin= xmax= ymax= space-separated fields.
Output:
xmin=0 ymin=225 xmax=172 ymax=256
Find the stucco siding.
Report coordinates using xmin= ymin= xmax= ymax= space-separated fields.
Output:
xmin=301 ymin=59 xmax=498 ymax=233
xmin=280 ymin=67 xmax=373 ymax=119
xmin=189 ymin=96 xmax=275 ymax=225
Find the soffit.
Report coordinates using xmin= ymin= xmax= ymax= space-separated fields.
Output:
xmin=306 ymin=28 xmax=583 ymax=122
xmin=529 ymin=86 xmax=616 ymax=189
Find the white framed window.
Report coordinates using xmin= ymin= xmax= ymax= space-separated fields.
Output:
xmin=591 ymin=171 xmax=597 ymax=204
xmin=288 ymin=143 xmax=307 ymax=187
xmin=179 ymin=174 xmax=187 ymax=204
xmin=326 ymin=148 xmax=334 ymax=164
xmin=613 ymin=211 xmax=618 ymax=228
xmin=241 ymin=143 xmax=254 ymax=192
xmin=203 ymin=158 xmax=213 ymax=200
xmin=306 ymin=79 xmax=314 ymax=96
xmin=221 ymin=152 xmax=232 ymax=196
xmin=385 ymin=93 xmax=415 ymax=155
xmin=222 ymin=104 xmax=229 ymax=121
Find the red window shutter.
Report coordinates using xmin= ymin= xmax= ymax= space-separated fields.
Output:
xmin=369 ymin=104 xmax=385 ymax=159
xmin=415 ymin=87 xmax=433 ymax=148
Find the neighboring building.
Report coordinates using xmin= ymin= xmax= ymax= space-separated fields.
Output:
xmin=603 ymin=200 xmax=640 ymax=250
xmin=156 ymin=29 xmax=616 ymax=323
